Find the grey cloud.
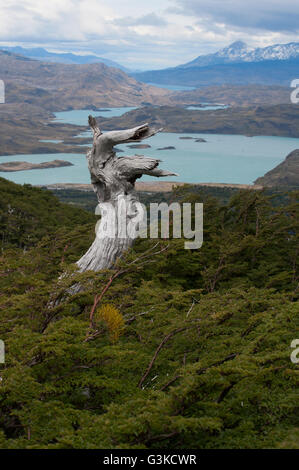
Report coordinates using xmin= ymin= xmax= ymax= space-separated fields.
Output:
xmin=173 ymin=0 xmax=299 ymax=33
xmin=3 ymin=0 xmax=299 ymax=70
xmin=114 ymin=12 xmax=167 ymax=27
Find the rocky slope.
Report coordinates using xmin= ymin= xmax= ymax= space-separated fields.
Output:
xmin=255 ymin=149 xmax=299 ymax=187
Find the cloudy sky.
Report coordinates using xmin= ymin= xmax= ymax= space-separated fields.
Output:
xmin=0 ymin=0 xmax=299 ymax=69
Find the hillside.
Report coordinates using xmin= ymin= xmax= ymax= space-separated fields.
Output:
xmin=0 ymin=50 xmax=170 ymax=111
xmin=96 ymin=104 xmax=299 ymax=137
xmin=255 ymin=149 xmax=299 ymax=187
xmin=0 ymin=178 xmax=298 ymax=449
xmin=170 ymin=85 xmax=291 ymax=107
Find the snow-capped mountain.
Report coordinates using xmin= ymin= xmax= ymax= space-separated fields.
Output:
xmin=180 ymin=41 xmax=299 ymax=68
xmin=246 ymin=42 xmax=299 ymax=62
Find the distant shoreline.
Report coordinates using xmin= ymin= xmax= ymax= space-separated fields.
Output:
xmin=0 ymin=160 xmax=73 ymax=172
xmin=37 ymin=181 xmax=263 ymax=193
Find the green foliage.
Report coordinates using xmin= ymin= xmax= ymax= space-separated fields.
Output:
xmin=0 ymin=178 xmax=96 ymax=249
xmin=0 ymin=178 xmax=298 ymax=449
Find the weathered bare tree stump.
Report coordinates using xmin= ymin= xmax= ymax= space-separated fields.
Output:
xmin=76 ymin=116 xmax=177 ymax=272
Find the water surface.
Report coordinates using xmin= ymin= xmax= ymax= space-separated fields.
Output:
xmin=146 ymin=83 xmax=196 ymax=91
xmin=53 ymin=107 xmax=138 ymax=125
xmin=1 ymin=132 xmax=298 ymax=185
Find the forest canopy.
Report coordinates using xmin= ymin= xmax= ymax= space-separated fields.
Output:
xmin=0 ymin=177 xmax=298 ymax=449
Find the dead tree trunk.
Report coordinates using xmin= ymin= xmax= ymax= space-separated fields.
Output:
xmin=76 ymin=116 xmax=177 ymax=272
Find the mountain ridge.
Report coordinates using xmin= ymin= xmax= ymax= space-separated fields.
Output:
xmin=0 ymin=45 xmax=128 ymax=71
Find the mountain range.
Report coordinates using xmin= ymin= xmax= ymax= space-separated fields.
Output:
xmin=1 ymin=45 xmax=128 ymax=71
xmin=3 ymin=41 xmax=299 ymax=88
xmin=132 ymin=41 xmax=299 ymax=87
xmin=180 ymin=41 xmax=299 ymax=68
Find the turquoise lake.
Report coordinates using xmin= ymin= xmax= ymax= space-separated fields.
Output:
xmin=1 ymin=107 xmax=298 ymax=185
xmin=53 ymin=107 xmax=138 ymax=125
